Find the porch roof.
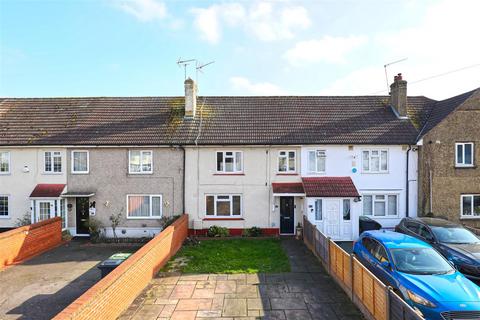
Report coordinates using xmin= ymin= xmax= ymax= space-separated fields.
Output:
xmin=61 ymin=191 xmax=95 ymax=198
xmin=301 ymin=177 xmax=360 ymax=198
xmin=29 ymin=184 xmax=66 ymax=198
xmin=272 ymin=182 xmax=305 ymax=196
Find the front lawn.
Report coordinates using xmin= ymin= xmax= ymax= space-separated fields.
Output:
xmin=163 ymin=238 xmax=290 ymax=274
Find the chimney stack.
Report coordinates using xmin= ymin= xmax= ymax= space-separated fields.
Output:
xmin=184 ymin=77 xmax=197 ymax=118
xmin=390 ymin=73 xmax=407 ymax=118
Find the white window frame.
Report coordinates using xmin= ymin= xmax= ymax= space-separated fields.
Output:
xmin=205 ymin=194 xmax=242 ymax=218
xmin=44 ymin=151 xmax=63 ymax=174
xmin=0 ymin=195 xmax=9 ymax=218
xmin=278 ymin=150 xmax=296 ymax=173
xmin=216 ymin=151 xmax=243 ymax=174
xmin=361 ymin=149 xmax=389 ymax=173
xmin=0 ymin=151 xmax=10 ymax=175
xmin=126 ymin=194 xmax=163 ymax=219
xmin=362 ymin=193 xmax=399 ymax=217
xmin=71 ymin=150 xmax=89 ymax=174
xmin=307 ymin=150 xmax=326 ymax=174
xmin=128 ymin=150 xmax=153 ymax=174
xmin=460 ymin=194 xmax=480 ymax=219
xmin=455 ymin=142 xmax=474 ymax=167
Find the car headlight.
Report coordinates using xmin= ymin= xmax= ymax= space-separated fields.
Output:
xmin=406 ymin=290 xmax=437 ymax=308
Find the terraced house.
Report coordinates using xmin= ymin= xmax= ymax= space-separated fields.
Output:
xmin=0 ymin=76 xmax=478 ymax=239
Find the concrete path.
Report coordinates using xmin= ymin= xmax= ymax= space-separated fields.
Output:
xmin=120 ymin=238 xmax=362 ymax=320
xmin=0 ymin=239 xmax=140 ymax=320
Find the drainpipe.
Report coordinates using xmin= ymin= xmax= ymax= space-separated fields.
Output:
xmin=180 ymin=146 xmax=185 ymax=214
xmin=406 ymin=146 xmax=412 ymax=217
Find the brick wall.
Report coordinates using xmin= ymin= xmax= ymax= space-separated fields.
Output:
xmin=53 ymin=214 xmax=189 ymax=320
xmin=0 ymin=217 xmax=62 ymax=269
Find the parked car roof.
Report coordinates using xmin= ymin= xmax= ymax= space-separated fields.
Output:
xmin=415 ymin=217 xmax=460 ymax=228
xmin=362 ymin=230 xmax=431 ymax=249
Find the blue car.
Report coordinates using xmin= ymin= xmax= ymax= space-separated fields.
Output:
xmin=353 ymin=230 xmax=480 ymax=320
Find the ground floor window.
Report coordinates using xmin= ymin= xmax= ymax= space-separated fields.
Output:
xmin=343 ymin=199 xmax=351 ymax=220
xmin=127 ymin=195 xmax=162 ymax=218
xmin=206 ymin=195 xmax=242 ymax=217
xmin=362 ymin=194 xmax=398 ymax=217
xmin=60 ymin=199 xmax=66 ymax=229
xmin=461 ymin=195 xmax=480 ymax=218
xmin=0 ymin=196 xmax=8 ymax=217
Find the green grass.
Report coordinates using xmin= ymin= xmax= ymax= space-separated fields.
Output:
xmin=163 ymin=238 xmax=291 ymax=274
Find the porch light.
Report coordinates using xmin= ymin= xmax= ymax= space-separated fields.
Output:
xmin=354 ymin=196 xmax=362 ymax=202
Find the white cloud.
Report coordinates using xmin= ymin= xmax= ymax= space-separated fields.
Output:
xmin=320 ymin=0 xmax=480 ymax=99
xmin=191 ymin=2 xmax=311 ymax=44
xmin=230 ymin=76 xmax=284 ymax=95
xmin=115 ymin=0 xmax=167 ymax=22
xmin=284 ymin=35 xmax=368 ymax=66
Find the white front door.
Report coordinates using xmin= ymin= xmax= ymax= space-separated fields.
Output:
xmin=325 ymin=199 xmax=341 ymax=239
xmin=36 ymin=200 xmax=55 ymax=222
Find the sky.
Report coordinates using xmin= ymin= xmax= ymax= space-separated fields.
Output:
xmin=0 ymin=0 xmax=479 ymax=100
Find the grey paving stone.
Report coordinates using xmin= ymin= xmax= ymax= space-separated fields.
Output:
xmin=270 ymin=298 xmax=307 ymax=310
xmin=222 ymin=298 xmax=248 ymax=317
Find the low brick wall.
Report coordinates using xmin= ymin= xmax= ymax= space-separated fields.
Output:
xmin=54 ymin=214 xmax=189 ymax=320
xmin=0 ymin=217 xmax=62 ymax=270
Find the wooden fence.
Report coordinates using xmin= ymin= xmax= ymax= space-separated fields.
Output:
xmin=303 ymin=216 xmax=423 ymax=320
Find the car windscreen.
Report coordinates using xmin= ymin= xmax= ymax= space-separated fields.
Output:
xmin=431 ymin=226 xmax=480 ymax=244
xmin=390 ymin=248 xmax=454 ymax=275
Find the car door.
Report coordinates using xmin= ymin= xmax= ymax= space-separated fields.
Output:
xmin=403 ymin=221 xmax=421 ymax=238
xmin=357 ymin=237 xmax=376 ymax=267
xmin=371 ymin=244 xmax=397 ymax=288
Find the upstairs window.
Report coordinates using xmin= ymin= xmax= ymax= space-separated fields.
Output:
xmin=456 ymin=143 xmax=474 ymax=167
xmin=72 ymin=151 xmax=89 ymax=173
xmin=362 ymin=150 xmax=388 ymax=173
xmin=129 ymin=150 xmax=153 ymax=174
xmin=44 ymin=151 xmax=62 ymax=173
xmin=461 ymin=195 xmax=480 ymax=218
xmin=363 ymin=194 xmax=398 ymax=217
xmin=206 ymin=195 xmax=242 ymax=217
xmin=278 ymin=151 xmax=296 ymax=173
xmin=216 ymin=151 xmax=243 ymax=173
xmin=308 ymin=150 xmax=326 ymax=173
xmin=0 ymin=151 xmax=10 ymax=174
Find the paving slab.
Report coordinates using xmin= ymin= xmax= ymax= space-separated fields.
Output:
xmin=121 ymin=238 xmax=363 ymax=319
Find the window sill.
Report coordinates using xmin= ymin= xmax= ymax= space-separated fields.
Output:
xmin=71 ymin=172 xmax=89 ymax=175
xmin=213 ymin=173 xmax=245 ymax=176
xmin=0 ymin=216 xmax=11 ymax=219
xmin=43 ymin=172 xmax=63 ymax=175
xmin=276 ymin=173 xmax=298 ymax=176
xmin=203 ymin=218 xmax=244 ymax=221
xmin=0 ymin=173 xmax=11 ymax=175
xmin=455 ymin=165 xmax=477 ymax=169
xmin=126 ymin=216 xmax=162 ymax=220
xmin=128 ymin=172 xmax=153 ymax=175
xmin=460 ymin=216 xmax=480 ymax=220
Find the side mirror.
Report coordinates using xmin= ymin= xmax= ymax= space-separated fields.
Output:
xmin=381 ymin=261 xmax=392 ymax=271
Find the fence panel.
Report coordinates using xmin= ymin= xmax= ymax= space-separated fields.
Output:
xmin=389 ymin=290 xmax=424 ymax=320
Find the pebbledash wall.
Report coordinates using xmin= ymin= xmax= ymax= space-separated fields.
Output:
xmin=418 ymin=90 xmax=480 ymax=226
xmin=0 ymin=217 xmax=62 ymax=269
xmin=65 ymin=147 xmax=184 ymax=237
xmin=185 ymin=145 xmax=418 ymax=238
xmin=0 ymin=147 xmax=67 ymax=228
xmin=185 ymin=146 xmax=303 ymax=235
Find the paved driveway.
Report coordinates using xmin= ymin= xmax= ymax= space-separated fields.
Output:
xmin=0 ymin=239 xmax=140 ymax=320
xmin=120 ymin=239 xmax=362 ymax=320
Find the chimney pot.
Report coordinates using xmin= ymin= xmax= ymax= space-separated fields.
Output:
xmin=184 ymin=77 xmax=197 ymax=118
xmin=390 ymin=73 xmax=407 ymax=118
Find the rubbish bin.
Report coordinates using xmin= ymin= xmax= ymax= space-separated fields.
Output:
xmin=98 ymin=253 xmax=132 ymax=278
xmin=359 ymin=216 xmax=382 ymax=234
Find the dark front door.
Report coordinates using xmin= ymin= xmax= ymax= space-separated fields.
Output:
xmin=280 ymin=197 xmax=295 ymax=234
xmin=76 ymin=197 xmax=90 ymax=234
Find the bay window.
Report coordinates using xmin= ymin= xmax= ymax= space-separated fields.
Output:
xmin=206 ymin=195 xmax=242 ymax=217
